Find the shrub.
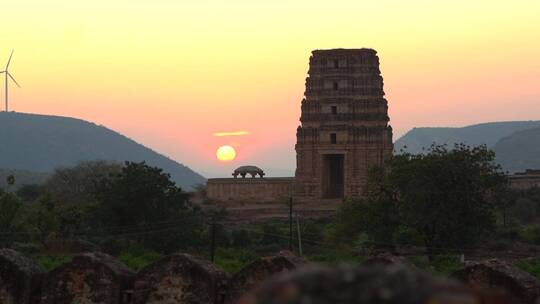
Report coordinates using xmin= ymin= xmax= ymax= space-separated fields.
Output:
xmin=520 ymin=225 xmax=540 ymax=245
xmin=430 ymin=255 xmax=463 ymax=275
xmin=231 ymin=229 xmax=252 ymax=248
xmin=516 ymin=258 xmax=540 ymax=279
xmin=408 ymin=255 xmax=430 ymax=270
xmin=214 ymin=247 xmax=258 ymax=274
xmin=118 ymin=247 xmax=162 ymax=271
xmin=307 ymin=249 xmax=363 ymax=265
xmin=34 ymin=255 xmax=72 ymax=271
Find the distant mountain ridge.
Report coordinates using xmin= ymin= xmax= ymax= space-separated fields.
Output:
xmin=0 ymin=112 xmax=205 ymax=190
xmin=395 ymin=120 xmax=540 ymax=173
xmin=493 ymin=126 xmax=540 ymax=173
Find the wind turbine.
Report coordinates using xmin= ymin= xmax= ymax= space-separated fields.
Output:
xmin=0 ymin=50 xmax=20 ymax=112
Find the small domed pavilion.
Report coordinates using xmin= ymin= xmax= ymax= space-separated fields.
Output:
xmin=232 ymin=166 xmax=265 ymax=178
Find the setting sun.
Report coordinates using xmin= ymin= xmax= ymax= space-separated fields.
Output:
xmin=216 ymin=145 xmax=236 ymax=162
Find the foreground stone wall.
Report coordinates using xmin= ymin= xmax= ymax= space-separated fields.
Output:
xmin=41 ymin=252 xmax=134 ymax=304
xmin=452 ymin=259 xmax=540 ymax=304
xmin=2 ymin=249 xmax=540 ymax=304
xmin=0 ymin=249 xmax=45 ymax=304
xmin=245 ymin=264 xmax=492 ymax=304
xmin=133 ymin=253 xmax=228 ymax=304
xmin=207 ymin=177 xmax=293 ymax=204
xmin=225 ymin=251 xmax=305 ymax=304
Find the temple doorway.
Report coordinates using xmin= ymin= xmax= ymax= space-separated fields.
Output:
xmin=322 ymin=154 xmax=344 ymax=199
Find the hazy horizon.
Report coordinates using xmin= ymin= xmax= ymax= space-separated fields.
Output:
xmin=2 ymin=0 xmax=539 ymax=177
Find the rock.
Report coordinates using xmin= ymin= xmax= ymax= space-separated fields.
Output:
xmin=132 ymin=253 xmax=229 ymax=304
xmin=452 ymin=259 xmax=540 ymax=304
xmin=225 ymin=251 xmax=305 ymax=304
xmin=0 ymin=248 xmax=45 ymax=304
xmin=243 ymin=263 xmax=501 ymax=304
xmin=41 ymin=252 xmax=134 ymax=304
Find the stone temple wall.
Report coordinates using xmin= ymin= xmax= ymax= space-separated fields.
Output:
xmin=206 ymin=48 xmax=393 ymax=218
xmin=207 ymin=177 xmax=294 ymax=204
xmin=509 ymin=169 xmax=540 ymax=190
xmin=294 ymin=48 xmax=393 ymax=204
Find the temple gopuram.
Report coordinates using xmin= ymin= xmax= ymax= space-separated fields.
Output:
xmin=206 ymin=48 xmax=393 ymax=219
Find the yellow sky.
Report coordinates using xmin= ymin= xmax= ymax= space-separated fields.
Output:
xmin=1 ymin=0 xmax=539 ymax=177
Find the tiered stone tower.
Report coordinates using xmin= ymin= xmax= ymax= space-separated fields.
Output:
xmin=294 ymin=48 xmax=393 ymax=205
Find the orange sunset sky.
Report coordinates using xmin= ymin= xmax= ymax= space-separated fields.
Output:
xmin=2 ymin=0 xmax=539 ymax=177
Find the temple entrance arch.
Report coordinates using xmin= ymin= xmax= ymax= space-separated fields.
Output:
xmin=321 ymin=154 xmax=344 ymax=199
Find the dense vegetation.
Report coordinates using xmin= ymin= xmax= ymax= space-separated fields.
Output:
xmin=0 ymin=161 xmax=206 ymax=256
xmin=0 ymin=169 xmax=49 ymax=189
xmin=0 ymin=145 xmax=539 ymax=278
xmin=333 ymin=144 xmax=507 ymax=256
xmin=0 ymin=112 xmax=205 ymax=190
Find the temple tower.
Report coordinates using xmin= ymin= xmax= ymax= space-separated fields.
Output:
xmin=294 ymin=48 xmax=393 ymax=204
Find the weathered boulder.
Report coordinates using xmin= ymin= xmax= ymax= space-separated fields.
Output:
xmin=132 ymin=253 xmax=229 ymax=304
xmin=0 ymin=248 xmax=45 ymax=304
xmin=451 ymin=259 xmax=540 ymax=304
xmin=41 ymin=252 xmax=134 ymax=304
xmin=242 ymin=263 xmax=499 ymax=304
xmin=225 ymin=251 xmax=305 ymax=304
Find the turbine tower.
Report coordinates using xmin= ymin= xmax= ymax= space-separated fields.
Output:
xmin=0 ymin=50 xmax=20 ymax=112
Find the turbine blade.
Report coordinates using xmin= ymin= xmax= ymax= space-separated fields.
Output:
xmin=7 ymin=73 xmax=20 ymax=88
xmin=5 ymin=50 xmax=14 ymax=70
xmin=0 ymin=71 xmax=5 ymax=73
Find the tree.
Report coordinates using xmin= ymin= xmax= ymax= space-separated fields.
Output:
xmin=26 ymin=194 xmax=60 ymax=247
xmin=0 ymin=191 xmax=23 ymax=245
xmin=332 ymin=166 xmax=400 ymax=249
xmin=45 ymin=160 xmax=122 ymax=205
xmin=16 ymin=184 xmax=45 ymax=202
xmin=335 ymin=144 xmax=508 ymax=257
xmin=92 ymin=162 xmax=204 ymax=253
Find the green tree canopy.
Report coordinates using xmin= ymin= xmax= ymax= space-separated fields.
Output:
xmin=0 ymin=192 xmax=22 ymax=233
xmin=92 ymin=161 xmax=204 ymax=253
xmin=334 ymin=144 xmax=508 ymax=255
xmin=45 ymin=160 xmax=122 ymax=206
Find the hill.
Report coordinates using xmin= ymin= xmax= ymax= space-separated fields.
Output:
xmin=0 ymin=112 xmax=205 ymax=190
xmin=395 ymin=121 xmax=540 ymax=153
xmin=493 ymin=126 xmax=540 ymax=173
xmin=394 ymin=120 xmax=540 ymax=173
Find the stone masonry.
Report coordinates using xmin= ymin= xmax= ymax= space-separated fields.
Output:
xmin=0 ymin=248 xmax=45 ymax=304
xmin=294 ymin=48 xmax=393 ymax=204
xmin=132 ymin=253 xmax=229 ymax=304
xmin=225 ymin=251 xmax=305 ymax=304
xmin=452 ymin=259 xmax=540 ymax=304
xmin=41 ymin=252 xmax=134 ymax=304
xmin=0 ymin=249 xmax=539 ymax=303
xmin=509 ymin=169 xmax=540 ymax=190
xmin=207 ymin=49 xmax=393 ymax=217
xmin=206 ymin=177 xmax=293 ymax=204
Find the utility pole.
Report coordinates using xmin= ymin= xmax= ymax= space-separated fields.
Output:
xmin=296 ymin=212 xmax=302 ymax=256
xmin=288 ymin=197 xmax=293 ymax=251
xmin=210 ymin=218 xmax=216 ymax=262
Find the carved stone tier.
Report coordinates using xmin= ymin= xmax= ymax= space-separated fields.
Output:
xmin=294 ymin=48 xmax=393 ymax=204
